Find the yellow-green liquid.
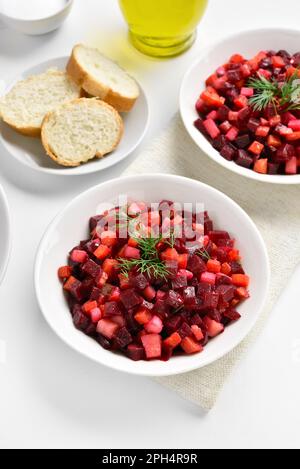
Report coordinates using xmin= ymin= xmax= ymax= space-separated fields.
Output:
xmin=119 ymin=0 xmax=208 ymax=57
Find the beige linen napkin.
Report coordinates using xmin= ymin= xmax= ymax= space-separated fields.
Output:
xmin=123 ymin=114 xmax=300 ymax=410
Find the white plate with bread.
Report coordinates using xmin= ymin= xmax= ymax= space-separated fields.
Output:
xmin=0 ymin=45 xmax=149 ymax=175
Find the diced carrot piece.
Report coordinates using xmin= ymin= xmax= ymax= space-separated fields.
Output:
xmin=236 ymin=287 xmax=250 ymax=299
xmin=82 ymin=300 xmax=98 ymax=315
xmin=234 ymin=95 xmax=248 ymax=109
xmin=201 ymin=89 xmax=224 ymax=108
xmin=118 ymin=273 xmax=131 ymax=290
xmin=128 ymin=237 xmax=139 ymax=248
xmin=58 ymin=266 xmax=72 ymax=280
xmin=272 ymin=55 xmax=286 ymax=68
xmin=249 ymin=141 xmax=264 ymax=155
xmin=221 ymin=263 xmax=232 ymax=275
xmin=256 ymin=126 xmax=270 ymax=138
xmin=94 ymin=244 xmax=111 ymax=260
xmin=207 ymin=259 xmax=221 ymax=273
xmin=228 ymin=249 xmax=240 ymax=261
xmin=63 ymin=276 xmax=77 ymax=291
xmin=134 ymin=308 xmax=153 ymax=325
xmin=103 ymin=258 xmax=119 ymax=276
xmin=100 ymin=230 xmax=117 ymax=247
xmin=230 ymin=54 xmax=245 ymax=64
xmin=232 ymin=274 xmax=250 ymax=288
xmin=254 ymin=158 xmax=268 ymax=174
xmin=267 ymin=134 xmax=282 ymax=148
xmin=161 ymin=248 xmax=179 ymax=262
xmin=181 ymin=337 xmax=203 ymax=354
xmin=178 ymin=254 xmax=188 ymax=270
xmin=163 ymin=332 xmax=182 ymax=350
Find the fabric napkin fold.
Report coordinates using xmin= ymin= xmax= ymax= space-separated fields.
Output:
xmin=123 ymin=113 xmax=300 ymax=410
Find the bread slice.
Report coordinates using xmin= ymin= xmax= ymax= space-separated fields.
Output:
xmin=67 ymin=44 xmax=140 ymax=112
xmin=41 ymin=98 xmax=123 ymax=167
xmin=0 ymin=70 xmax=81 ymax=137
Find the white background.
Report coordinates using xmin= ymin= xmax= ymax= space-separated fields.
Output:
xmin=0 ymin=0 xmax=300 ymax=450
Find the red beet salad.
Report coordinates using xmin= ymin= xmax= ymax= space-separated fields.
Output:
xmin=58 ymin=201 xmax=250 ymax=362
xmin=195 ymin=50 xmax=300 ymax=175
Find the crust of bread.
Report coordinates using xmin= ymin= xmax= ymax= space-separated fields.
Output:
xmin=0 ymin=70 xmax=81 ymax=137
xmin=41 ymin=98 xmax=124 ymax=167
xmin=66 ymin=45 xmax=139 ymax=113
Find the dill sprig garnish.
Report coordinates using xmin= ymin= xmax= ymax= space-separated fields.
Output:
xmin=118 ymin=235 xmax=170 ymax=280
xmin=248 ymin=68 xmax=300 ymax=112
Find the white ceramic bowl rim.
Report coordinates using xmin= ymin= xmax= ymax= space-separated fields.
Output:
xmin=0 ymin=0 xmax=73 ymax=21
xmin=180 ymin=27 xmax=300 ymax=185
xmin=35 ymin=174 xmax=271 ymax=377
xmin=0 ymin=184 xmax=11 ymax=285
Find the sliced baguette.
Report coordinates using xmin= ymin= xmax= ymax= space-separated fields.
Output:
xmin=67 ymin=44 xmax=140 ymax=112
xmin=41 ymin=98 xmax=123 ymax=167
xmin=0 ymin=70 xmax=81 ymax=137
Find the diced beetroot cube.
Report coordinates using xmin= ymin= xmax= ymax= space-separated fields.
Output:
xmin=220 ymin=143 xmax=236 ymax=161
xmin=220 ymin=121 xmax=232 ymax=134
xmin=209 ymin=230 xmax=230 ymax=242
xmin=194 ymin=118 xmax=207 ymax=135
xmin=114 ymin=327 xmax=133 ymax=349
xmin=164 ymin=315 xmax=183 ymax=335
xmin=187 ymin=255 xmax=206 ymax=274
xmin=223 ymin=309 xmax=241 ymax=322
xmin=104 ymin=301 xmax=122 ymax=317
xmin=203 ymin=119 xmax=221 ymax=139
xmin=226 ymin=126 xmax=239 ymax=141
xmin=203 ymin=317 xmax=224 ymax=338
xmin=228 ymin=111 xmax=239 ymax=122
xmin=289 ymin=119 xmax=300 ymax=132
xmin=90 ymin=308 xmax=103 ymax=324
xmin=82 ymin=259 xmax=102 ymax=278
xmin=126 ymin=343 xmax=145 ymax=361
xmin=217 ymin=104 xmax=230 ymax=121
xmin=124 ymin=246 xmax=141 ymax=259
xmin=247 ymin=118 xmax=260 ymax=133
xmin=200 ymin=272 xmax=216 ymax=285
xmin=64 ymin=277 xmax=84 ymax=302
xmin=97 ymin=319 xmax=119 ymax=339
xmin=164 ymin=260 xmax=179 ymax=279
xmin=166 ymin=290 xmax=184 ymax=309
xmin=203 ymin=291 xmax=219 ymax=309
xmin=276 ymin=144 xmax=295 ymax=162
xmin=129 ymin=272 xmax=149 ymax=290
xmin=216 ymin=273 xmax=233 ymax=286
xmin=285 ymin=156 xmax=298 ymax=175
xmin=268 ymin=162 xmax=280 ymax=175
xmin=241 ymin=87 xmax=254 ymax=97
xmin=234 ymin=95 xmax=248 ymax=109
xmin=236 ymin=149 xmax=253 ymax=168
xmin=235 ymin=134 xmax=251 ymax=149
xmin=172 ymin=274 xmax=188 ymax=290
xmin=71 ymin=249 xmax=88 ymax=264
xmin=120 ymin=289 xmax=143 ymax=309
xmin=181 ymin=337 xmax=203 ymax=354
xmin=141 ymin=334 xmax=162 ymax=359
xmin=207 ymin=110 xmax=218 ymax=120
xmin=143 ymin=285 xmax=156 ymax=301
xmin=183 ymin=286 xmax=196 ymax=304
xmin=144 ymin=315 xmax=163 ymax=334
xmin=73 ymin=310 xmax=91 ymax=331
xmin=227 ymin=69 xmax=243 ymax=82
xmin=216 ymin=284 xmax=236 ymax=302
xmin=178 ymin=322 xmax=193 ymax=339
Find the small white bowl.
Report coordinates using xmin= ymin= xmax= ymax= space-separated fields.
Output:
xmin=180 ymin=28 xmax=300 ymax=185
xmin=0 ymin=184 xmax=11 ymax=285
xmin=0 ymin=0 xmax=73 ymax=35
xmin=35 ymin=174 xmax=270 ymax=377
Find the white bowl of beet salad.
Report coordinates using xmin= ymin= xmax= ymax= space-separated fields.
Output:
xmin=180 ymin=28 xmax=300 ymax=184
xmin=35 ymin=175 xmax=269 ymax=376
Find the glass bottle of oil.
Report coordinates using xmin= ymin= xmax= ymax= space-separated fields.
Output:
xmin=119 ymin=0 xmax=208 ymax=58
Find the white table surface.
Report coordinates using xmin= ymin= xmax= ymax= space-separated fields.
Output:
xmin=1 ymin=0 xmax=300 ymax=450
